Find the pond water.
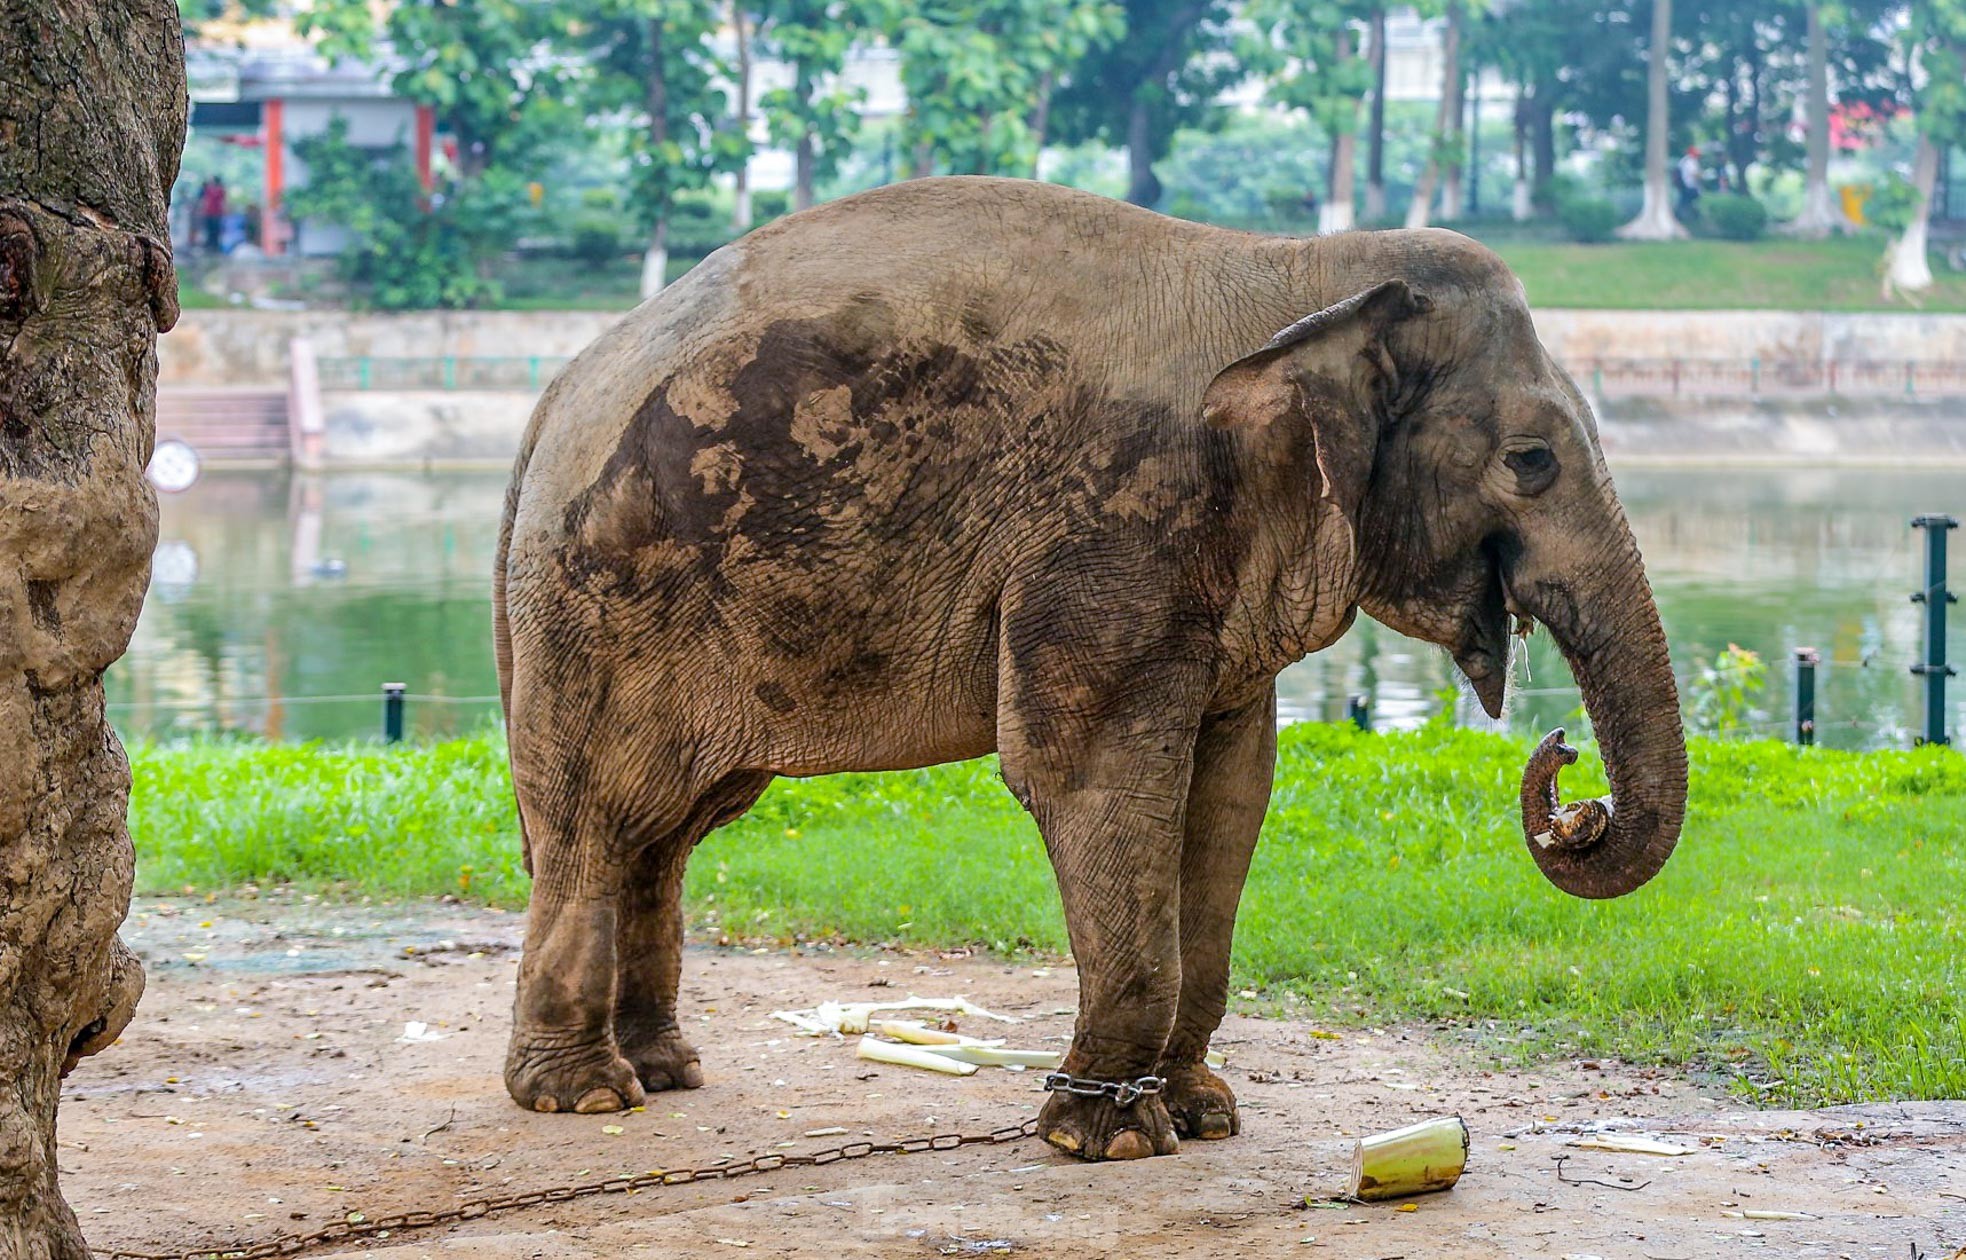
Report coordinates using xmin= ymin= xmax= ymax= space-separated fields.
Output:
xmin=109 ymin=466 xmax=1965 ymax=750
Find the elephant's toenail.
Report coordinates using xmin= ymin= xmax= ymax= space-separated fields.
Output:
xmin=533 ymin=1096 xmax=560 ymax=1114
xmin=574 ymin=1088 xmax=624 ymax=1114
xmin=1196 ymin=1113 xmax=1234 ymax=1140
xmin=678 ymin=1061 xmax=704 ymax=1089
xmin=1046 ymin=1128 xmax=1082 ymax=1154
xmin=1104 ymin=1130 xmax=1155 ymax=1160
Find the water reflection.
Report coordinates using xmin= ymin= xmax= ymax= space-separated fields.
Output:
xmin=108 ymin=466 xmax=1964 ymax=749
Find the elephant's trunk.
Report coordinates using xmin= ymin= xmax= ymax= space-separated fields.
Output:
xmin=1517 ymin=539 xmax=1687 ymax=899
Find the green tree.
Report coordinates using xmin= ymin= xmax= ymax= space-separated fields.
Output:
xmin=1243 ymin=0 xmax=1373 ymax=230
xmin=298 ymin=0 xmax=565 ymax=176
xmin=1048 ymin=0 xmax=1243 ymax=206
xmin=1883 ymin=1 xmax=1966 ymax=295
xmin=1618 ymin=0 xmax=1687 ymax=237
xmin=754 ymin=0 xmax=879 ymax=207
xmin=1405 ymin=0 xmax=1466 ymax=228
xmin=284 ymin=118 xmax=528 ymax=309
xmin=564 ymin=0 xmax=750 ymax=297
xmin=888 ymin=0 xmax=1121 ymax=178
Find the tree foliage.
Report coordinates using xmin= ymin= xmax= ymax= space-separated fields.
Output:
xmin=283 ymin=118 xmax=528 ymax=309
xmin=889 ymin=0 xmax=1122 ymax=176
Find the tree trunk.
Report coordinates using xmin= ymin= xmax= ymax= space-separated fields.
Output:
xmin=642 ymin=17 xmax=670 ymax=300
xmin=1405 ymin=8 xmax=1459 ymax=230
xmin=1530 ymin=80 xmax=1557 ymax=211
xmin=1438 ymin=3 xmax=1465 ymax=221
xmin=1321 ymin=27 xmax=1359 ymax=233
xmin=1029 ymin=69 xmax=1054 ymax=178
xmin=0 ymin=3 xmax=183 ymax=1256
xmin=1364 ymin=6 xmax=1388 ymax=220
xmin=1618 ymin=0 xmax=1686 ymax=239
xmin=793 ymin=60 xmax=816 ymax=211
xmin=1126 ymin=93 xmax=1161 ymax=208
xmin=731 ymin=0 xmax=752 ymax=231
xmin=1884 ymin=134 xmax=1938 ymax=298
xmin=1512 ymin=91 xmax=1533 ymax=221
xmin=1790 ymin=0 xmax=1838 ymax=236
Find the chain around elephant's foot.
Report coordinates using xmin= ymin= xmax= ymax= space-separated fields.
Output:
xmin=1037 ymin=1084 xmax=1180 ymax=1161
xmin=1155 ymin=1060 xmax=1240 ymax=1140
xmin=617 ymin=1023 xmax=705 ymax=1093
xmin=504 ymin=1030 xmax=647 ymax=1115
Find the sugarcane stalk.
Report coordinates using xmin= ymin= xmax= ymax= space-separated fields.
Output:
xmin=854 ymin=1035 xmax=979 ymax=1075
xmin=1347 ymin=1116 xmax=1469 ymax=1201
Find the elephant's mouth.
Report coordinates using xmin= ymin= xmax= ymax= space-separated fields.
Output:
xmin=1450 ymin=553 xmax=1515 ymax=719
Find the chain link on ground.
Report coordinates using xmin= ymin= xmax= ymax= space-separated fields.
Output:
xmin=93 ymin=1119 xmax=1042 ymax=1260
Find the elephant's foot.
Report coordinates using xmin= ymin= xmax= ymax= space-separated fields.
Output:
xmin=505 ymin=1031 xmax=646 ymax=1115
xmin=1156 ymin=1060 xmax=1240 ymax=1140
xmin=1038 ymin=1088 xmax=1179 ymax=1161
xmin=618 ymin=1023 xmax=705 ymax=1093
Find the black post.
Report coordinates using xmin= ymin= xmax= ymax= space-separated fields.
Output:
xmin=1793 ymin=647 xmax=1818 ymax=746
xmin=383 ymin=682 xmax=407 ymax=744
xmin=1911 ymin=514 xmax=1957 ymax=747
xmin=1348 ymin=693 xmax=1371 ymax=731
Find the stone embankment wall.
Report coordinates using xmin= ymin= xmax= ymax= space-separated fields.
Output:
xmin=158 ymin=307 xmax=1966 ymax=466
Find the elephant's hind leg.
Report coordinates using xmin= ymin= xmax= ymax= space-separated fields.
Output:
xmin=614 ymin=770 xmax=774 ymax=1093
xmin=504 ymin=682 xmax=697 ymax=1116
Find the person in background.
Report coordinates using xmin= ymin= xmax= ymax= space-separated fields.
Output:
xmin=199 ymin=175 xmax=227 ymax=255
xmin=1675 ymin=146 xmax=1702 ymax=218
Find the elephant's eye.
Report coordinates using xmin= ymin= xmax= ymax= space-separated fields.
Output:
xmin=1502 ymin=444 xmax=1558 ymax=491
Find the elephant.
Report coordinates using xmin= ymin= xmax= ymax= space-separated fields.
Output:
xmin=493 ymin=176 xmax=1686 ymax=1162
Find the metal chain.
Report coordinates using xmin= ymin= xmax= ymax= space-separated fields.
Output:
xmin=92 ymin=1119 xmax=1041 ymax=1260
xmin=1040 ymin=1072 xmax=1164 ymax=1107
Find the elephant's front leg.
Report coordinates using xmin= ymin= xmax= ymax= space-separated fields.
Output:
xmin=1000 ymin=659 xmax=1207 ymax=1161
xmin=1157 ymin=693 xmax=1276 ymax=1141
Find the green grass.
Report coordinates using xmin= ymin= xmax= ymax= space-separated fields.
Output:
xmin=1483 ymin=234 xmax=1966 ymax=312
xmin=128 ymin=725 xmax=1966 ymax=1106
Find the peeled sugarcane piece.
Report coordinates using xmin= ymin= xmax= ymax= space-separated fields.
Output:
xmin=920 ymin=1044 xmax=1063 ymax=1069
xmin=873 ymin=1020 xmax=1005 ymax=1047
xmin=854 ymin=1035 xmax=979 ymax=1075
xmin=1566 ymin=1133 xmax=1690 ymax=1156
xmin=1347 ymin=1116 xmax=1470 ymax=1201
xmin=775 ymin=996 xmax=1019 ymax=1036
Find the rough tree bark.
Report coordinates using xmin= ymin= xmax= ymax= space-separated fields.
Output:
xmin=1618 ymin=0 xmax=1687 ymax=239
xmin=0 ymin=2 xmax=184 ymax=1257
xmin=1789 ymin=0 xmax=1840 ymax=236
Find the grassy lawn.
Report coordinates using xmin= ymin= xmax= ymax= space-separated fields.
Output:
xmin=129 ymin=724 xmax=1966 ymax=1107
xmin=1482 ymin=234 xmax=1966 ymax=313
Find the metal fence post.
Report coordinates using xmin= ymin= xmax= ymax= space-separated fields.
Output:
xmin=1348 ymin=693 xmax=1371 ymax=732
xmin=1793 ymin=647 xmax=1819 ymax=746
xmin=383 ymin=682 xmax=407 ymax=744
xmin=1750 ymin=356 xmax=1760 ymax=394
xmin=1911 ymin=514 xmax=1958 ymax=747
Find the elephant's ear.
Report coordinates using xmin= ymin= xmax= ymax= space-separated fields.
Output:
xmin=1200 ymin=279 xmax=1431 ymax=523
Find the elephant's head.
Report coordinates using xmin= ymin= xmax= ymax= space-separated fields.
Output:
xmin=1207 ymin=234 xmax=1685 ymax=899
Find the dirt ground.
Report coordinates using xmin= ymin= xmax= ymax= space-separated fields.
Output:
xmin=58 ymin=896 xmax=1966 ymax=1259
